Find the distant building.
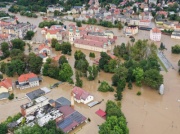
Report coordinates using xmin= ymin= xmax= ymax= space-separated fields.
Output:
xmin=38 ymin=44 xmax=51 ymax=56
xmin=16 ymin=73 xmax=41 ymax=90
xmin=72 ymin=87 xmax=94 ymax=104
xmin=0 ymin=78 xmax=13 ymax=100
xmin=150 ymin=28 xmax=161 ymax=41
xmin=124 ymin=25 xmax=139 ymax=36
xmin=171 ymin=31 xmax=180 ymax=39
xmin=47 ymin=5 xmax=64 ymax=13
xmin=149 ymin=0 xmax=157 ymax=4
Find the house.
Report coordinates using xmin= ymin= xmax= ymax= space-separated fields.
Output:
xmin=16 ymin=73 xmax=41 ymax=90
xmin=71 ymin=6 xmax=83 ymax=14
xmin=124 ymin=25 xmax=138 ymax=36
xmin=171 ymin=31 xmax=180 ymax=39
xmin=150 ymin=28 xmax=161 ymax=41
xmin=129 ymin=18 xmax=140 ymax=25
xmin=139 ymin=19 xmax=151 ymax=27
xmin=47 ymin=5 xmax=64 ymax=13
xmin=174 ymin=24 xmax=180 ymax=31
xmin=45 ymin=29 xmax=63 ymax=41
xmin=72 ymin=87 xmax=94 ymax=104
xmin=0 ymin=78 xmax=13 ymax=100
xmin=37 ymin=53 xmax=48 ymax=63
xmin=38 ymin=44 xmax=51 ymax=55
xmin=157 ymin=11 xmax=168 ymax=18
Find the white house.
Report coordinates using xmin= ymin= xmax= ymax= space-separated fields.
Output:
xmin=16 ymin=73 xmax=40 ymax=90
xmin=72 ymin=87 xmax=94 ymax=104
xmin=171 ymin=31 xmax=180 ymax=39
xmin=150 ymin=28 xmax=161 ymax=41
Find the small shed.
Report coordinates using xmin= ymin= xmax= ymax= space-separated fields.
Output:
xmin=96 ymin=109 xmax=106 ymax=119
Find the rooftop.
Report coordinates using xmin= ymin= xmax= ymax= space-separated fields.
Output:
xmin=18 ymin=73 xmax=38 ymax=82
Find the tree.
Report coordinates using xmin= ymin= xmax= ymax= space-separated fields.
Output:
xmin=24 ymin=31 xmax=35 ymax=40
xmin=115 ymin=79 xmax=126 ymax=100
xmin=61 ymin=42 xmax=71 ymax=54
xmin=172 ymin=44 xmax=180 ymax=54
xmin=112 ymin=66 xmax=128 ymax=86
xmin=108 ymin=59 xmax=117 ymax=73
xmin=98 ymin=81 xmax=114 ymax=92
xmin=51 ymin=38 xmax=58 ymax=48
xmin=133 ymin=67 xmax=144 ymax=87
xmin=118 ymin=21 xmax=123 ymax=30
xmin=159 ymin=42 xmax=166 ymax=51
xmin=1 ymin=42 xmax=9 ymax=53
xmin=10 ymin=49 xmax=24 ymax=60
xmin=58 ymin=55 xmax=68 ymax=67
xmin=0 ymin=123 xmax=7 ymax=134
xmin=99 ymin=52 xmax=111 ymax=70
xmin=89 ymin=52 xmax=95 ymax=58
xmin=75 ymin=59 xmax=89 ymax=74
xmin=11 ymin=39 xmax=25 ymax=51
xmin=74 ymin=50 xmax=86 ymax=60
xmin=128 ymin=80 xmax=132 ymax=89
xmin=75 ymin=71 xmax=83 ymax=87
xmin=27 ymin=53 xmax=43 ymax=74
xmin=59 ymin=63 xmax=73 ymax=82
xmin=87 ymin=65 xmax=98 ymax=80
xmin=133 ymin=6 xmax=137 ymax=13
xmin=144 ymin=69 xmax=163 ymax=89
xmin=76 ymin=21 xmax=82 ymax=27
xmin=55 ymin=43 xmax=61 ymax=51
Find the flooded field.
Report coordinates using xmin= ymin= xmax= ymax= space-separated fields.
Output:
xmin=0 ymin=11 xmax=180 ymax=134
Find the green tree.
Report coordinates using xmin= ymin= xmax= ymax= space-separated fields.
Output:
xmin=144 ymin=69 xmax=163 ymax=89
xmin=98 ymin=81 xmax=114 ymax=92
xmin=27 ymin=53 xmax=43 ymax=74
xmin=51 ymin=38 xmax=58 ymax=48
xmin=89 ymin=52 xmax=95 ymax=58
xmin=128 ymin=80 xmax=132 ymax=89
xmin=74 ymin=50 xmax=86 ymax=60
xmin=76 ymin=21 xmax=82 ymax=27
xmin=118 ymin=21 xmax=123 ymax=30
xmin=133 ymin=67 xmax=144 ymax=87
xmin=75 ymin=59 xmax=89 ymax=74
xmin=108 ymin=59 xmax=117 ymax=73
xmin=58 ymin=55 xmax=68 ymax=67
xmin=75 ymin=71 xmax=83 ymax=87
xmin=1 ymin=42 xmax=9 ymax=53
xmin=99 ymin=52 xmax=111 ymax=70
xmin=87 ymin=65 xmax=98 ymax=80
xmin=24 ymin=31 xmax=35 ymax=40
xmin=11 ymin=39 xmax=25 ymax=51
xmin=55 ymin=43 xmax=61 ymax=51
xmin=61 ymin=42 xmax=71 ymax=54
xmin=59 ymin=63 xmax=73 ymax=82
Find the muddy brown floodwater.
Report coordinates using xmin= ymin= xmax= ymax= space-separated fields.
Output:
xmin=0 ymin=10 xmax=180 ymax=133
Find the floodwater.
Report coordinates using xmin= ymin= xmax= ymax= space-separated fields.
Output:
xmin=0 ymin=10 xmax=180 ymax=134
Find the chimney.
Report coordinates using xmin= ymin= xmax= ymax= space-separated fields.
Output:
xmin=71 ymin=91 xmax=74 ymax=109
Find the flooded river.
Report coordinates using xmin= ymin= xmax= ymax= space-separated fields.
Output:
xmin=0 ymin=11 xmax=180 ymax=134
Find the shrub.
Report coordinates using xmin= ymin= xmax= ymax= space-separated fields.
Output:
xmin=98 ymin=81 xmax=114 ymax=92
xmin=136 ymin=91 xmax=141 ymax=96
xmin=89 ymin=52 xmax=95 ymax=58
xmin=172 ymin=44 xmax=180 ymax=54
xmin=8 ymin=93 xmax=14 ymax=100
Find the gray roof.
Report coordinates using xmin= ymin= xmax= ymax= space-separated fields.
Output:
xmin=28 ymin=77 xmax=39 ymax=82
xmin=49 ymin=99 xmax=55 ymax=104
xmin=0 ymin=92 xmax=9 ymax=100
xmin=56 ymin=97 xmax=71 ymax=106
xmin=26 ymin=89 xmax=45 ymax=101
xmin=7 ymin=121 xmax=18 ymax=128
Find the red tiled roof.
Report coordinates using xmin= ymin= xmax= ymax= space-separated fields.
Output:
xmin=72 ymin=87 xmax=90 ymax=100
xmin=18 ymin=73 xmax=37 ymax=82
xmin=0 ymin=78 xmax=12 ymax=89
xmin=38 ymin=44 xmax=50 ymax=51
xmin=152 ymin=28 xmax=161 ymax=33
xmin=46 ymin=29 xmax=59 ymax=34
xmin=0 ymin=33 xmax=9 ymax=39
xmin=140 ymin=19 xmax=150 ymax=22
xmin=96 ymin=109 xmax=106 ymax=117
xmin=59 ymin=106 xmax=75 ymax=117
xmin=52 ymin=54 xmax=64 ymax=61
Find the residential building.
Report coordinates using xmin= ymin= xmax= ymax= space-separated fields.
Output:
xmin=157 ymin=11 xmax=168 ymax=18
xmin=129 ymin=18 xmax=140 ymax=25
xmin=171 ymin=31 xmax=180 ymax=39
xmin=38 ymin=44 xmax=51 ymax=55
xmin=16 ymin=73 xmax=41 ymax=90
xmin=139 ymin=19 xmax=151 ymax=27
xmin=124 ymin=25 xmax=139 ymax=36
xmin=72 ymin=87 xmax=94 ymax=104
xmin=0 ymin=78 xmax=13 ymax=100
xmin=150 ymin=28 xmax=161 ymax=41
xmin=47 ymin=5 xmax=64 ymax=13
xmin=21 ymin=96 xmax=49 ymax=116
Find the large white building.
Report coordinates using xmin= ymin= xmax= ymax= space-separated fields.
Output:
xmin=150 ymin=28 xmax=161 ymax=41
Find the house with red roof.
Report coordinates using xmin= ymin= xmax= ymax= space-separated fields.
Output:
xmin=16 ymin=73 xmax=41 ymax=90
xmin=38 ymin=44 xmax=51 ymax=56
xmin=72 ymin=87 xmax=94 ymax=104
xmin=0 ymin=78 xmax=13 ymax=100
xmin=150 ymin=28 xmax=161 ymax=41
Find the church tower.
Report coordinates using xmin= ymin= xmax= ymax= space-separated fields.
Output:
xmin=75 ymin=28 xmax=80 ymax=39
xmin=69 ymin=27 xmax=74 ymax=43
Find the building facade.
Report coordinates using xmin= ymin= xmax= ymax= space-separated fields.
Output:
xmin=150 ymin=28 xmax=161 ymax=41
